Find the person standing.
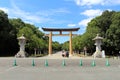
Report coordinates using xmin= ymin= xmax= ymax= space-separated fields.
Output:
xmin=62 ymin=50 xmax=65 ymax=57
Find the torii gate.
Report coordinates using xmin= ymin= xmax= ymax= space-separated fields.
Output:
xmin=42 ymin=27 xmax=80 ymax=56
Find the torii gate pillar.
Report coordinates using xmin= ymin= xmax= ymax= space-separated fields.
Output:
xmin=49 ymin=32 xmax=52 ymax=56
xmin=69 ymin=31 xmax=73 ymax=56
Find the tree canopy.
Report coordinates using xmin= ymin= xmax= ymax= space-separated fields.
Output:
xmin=1 ymin=9 xmax=120 ymax=56
xmin=69 ymin=10 xmax=120 ymax=55
xmin=0 ymin=10 xmax=19 ymax=56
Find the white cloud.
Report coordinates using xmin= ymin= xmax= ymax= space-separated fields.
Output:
xmin=66 ymin=9 xmax=102 ymax=30
xmin=0 ymin=7 xmax=9 ymax=13
xmin=81 ymin=9 xmax=103 ymax=17
xmin=74 ymin=0 xmax=104 ymax=6
xmin=37 ymin=8 xmax=70 ymax=17
xmin=104 ymin=0 xmax=120 ymax=5
xmin=75 ymin=0 xmax=81 ymax=6
xmin=9 ymin=2 xmax=51 ymax=24
xmin=67 ymin=24 xmax=76 ymax=27
xmin=12 ymin=9 xmax=41 ymax=23
xmin=0 ymin=2 xmax=50 ymax=24
xmin=78 ymin=9 xmax=103 ymax=31
xmin=78 ymin=9 xmax=102 ymax=27
xmin=78 ymin=18 xmax=91 ymax=31
xmin=74 ymin=0 xmax=120 ymax=6
xmin=0 ymin=1 xmax=70 ymax=25
xmin=55 ymin=8 xmax=70 ymax=13
xmin=78 ymin=18 xmax=92 ymax=27
xmin=24 ymin=20 xmax=34 ymax=24
xmin=39 ymin=27 xmax=44 ymax=32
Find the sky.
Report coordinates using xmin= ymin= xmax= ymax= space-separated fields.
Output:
xmin=0 ymin=0 xmax=120 ymax=43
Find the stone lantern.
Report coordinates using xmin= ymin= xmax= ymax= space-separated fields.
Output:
xmin=93 ymin=34 xmax=103 ymax=58
xmin=15 ymin=34 xmax=26 ymax=58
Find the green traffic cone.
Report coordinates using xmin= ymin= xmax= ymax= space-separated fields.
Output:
xmin=106 ymin=59 xmax=110 ymax=66
xmin=79 ymin=59 xmax=83 ymax=66
xmin=32 ymin=59 xmax=35 ymax=66
xmin=45 ymin=59 xmax=48 ymax=67
xmin=13 ymin=59 xmax=17 ymax=66
xmin=62 ymin=59 xmax=66 ymax=66
xmin=91 ymin=60 xmax=96 ymax=67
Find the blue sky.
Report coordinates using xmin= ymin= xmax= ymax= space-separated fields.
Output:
xmin=0 ymin=0 xmax=120 ymax=43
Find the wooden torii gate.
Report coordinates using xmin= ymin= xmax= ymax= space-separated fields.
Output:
xmin=42 ymin=27 xmax=80 ymax=56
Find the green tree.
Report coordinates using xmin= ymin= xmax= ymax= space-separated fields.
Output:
xmin=106 ymin=12 xmax=120 ymax=54
xmin=0 ymin=10 xmax=19 ymax=56
xmin=95 ymin=10 xmax=115 ymax=36
xmin=62 ymin=41 xmax=69 ymax=51
xmin=72 ymin=35 xmax=82 ymax=53
xmin=52 ymin=41 xmax=62 ymax=53
xmin=19 ymin=23 xmax=49 ymax=55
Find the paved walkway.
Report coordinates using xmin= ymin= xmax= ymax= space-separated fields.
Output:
xmin=40 ymin=51 xmax=93 ymax=59
xmin=0 ymin=52 xmax=120 ymax=80
xmin=0 ymin=57 xmax=120 ymax=80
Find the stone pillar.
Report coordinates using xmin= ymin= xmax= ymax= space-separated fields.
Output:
xmin=69 ymin=31 xmax=73 ymax=56
xmin=49 ymin=32 xmax=52 ymax=55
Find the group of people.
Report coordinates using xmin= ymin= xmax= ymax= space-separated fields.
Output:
xmin=62 ymin=50 xmax=69 ymax=58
